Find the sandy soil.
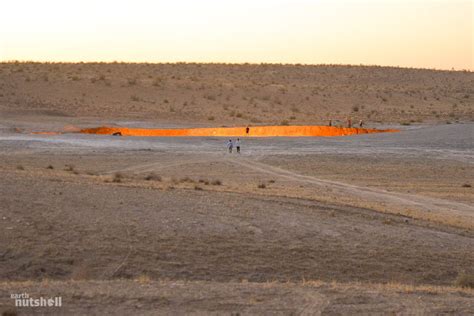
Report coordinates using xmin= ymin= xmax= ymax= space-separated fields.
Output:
xmin=0 ymin=63 xmax=473 ymax=314
xmin=1 ymin=62 xmax=473 ymax=126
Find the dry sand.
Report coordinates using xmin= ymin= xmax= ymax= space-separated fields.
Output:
xmin=0 ymin=63 xmax=473 ymax=314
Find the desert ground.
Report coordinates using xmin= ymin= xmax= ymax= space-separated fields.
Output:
xmin=0 ymin=63 xmax=473 ymax=315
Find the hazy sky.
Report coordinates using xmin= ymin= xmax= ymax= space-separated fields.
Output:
xmin=1 ymin=0 xmax=472 ymax=70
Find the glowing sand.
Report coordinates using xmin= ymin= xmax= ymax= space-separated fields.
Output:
xmin=78 ymin=125 xmax=398 ymax=137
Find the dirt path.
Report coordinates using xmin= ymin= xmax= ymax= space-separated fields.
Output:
xmin=105 ymin=155 xmax=474 ymax=226
xmin=228 ymin=157 xmax=474 ymax=215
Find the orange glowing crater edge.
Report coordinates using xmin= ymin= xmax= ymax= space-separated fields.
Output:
xmin=78 ymin=126 xmax=399 ymax=137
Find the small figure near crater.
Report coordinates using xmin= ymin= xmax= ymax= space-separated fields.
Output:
xmin=236 ymin=138 xmax=241 ymax=154
xmin=227 ymin=139 xmax=233 ymax=153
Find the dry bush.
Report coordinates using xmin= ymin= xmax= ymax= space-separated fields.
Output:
xmin=211 ymin=179 xmax=222 ymax=186
xmin=145 ymin=173 xmax=162 ymax=181
xmin=258 ymin=183 xmax=266 ymax=189
xmin=63 ymin=165 xmax=74 ymax=172
xmin=46 ymin=165 xmax=54 ymax=169
xmin=194 ymin=185 xmax=203 ymax=191
xmin=208 ymin=116 xmax=215 ymax=121
xmin=180 ymin=176 xmax=195 ymax=183
xmin=199 ymin=179 xmax=210 ymax=185
xmin=455 ymin=273 xmax=474 ymax=288
xmin=280 ymin=120 xmax=289 ymax=126
xmin=113 ymin=172 xmax=124 ymax=183
xmin=135 ymin=274 xmax=151 ymax=284
xmin=462 ymin=183 xmax=472 ymax=188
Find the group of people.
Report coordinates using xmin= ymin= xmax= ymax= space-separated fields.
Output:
xmin=328 ymin=118 xmax=364 ymax=128
xmin=226 ymin=138 xmax=241 ymax=154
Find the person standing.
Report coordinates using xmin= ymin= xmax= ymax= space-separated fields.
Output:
xmin=227 ymin=139 xmax=233 ymax=153
xmin=235 ymin=138 xmax=241 ymax=153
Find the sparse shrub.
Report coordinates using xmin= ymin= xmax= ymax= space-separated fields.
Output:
xmin=208 ymin=116 xmax=215 ymax=121
xmin=113 ymin=172 xmax=123 ymax=183
xmin=127 ymin=78 xmax=137 ymax=85
xmin=199 ymin=179 xmax=210 ymax=185
xmin=455 ymin=273 xmax=474 ymax=288
xmin=204 ymin=94 xmax=216 ymax=101
xmin=462 ymin=183 xmax=471 ymax=188
xmin=136 ymin=274 xmax=151 ymax=284
xmin=400 ymin=122 xmax=411 ymax=126
xmin=268 ymin=180 xmax=276 ymax=183
xmin=180 ymin=176 xmax=195 ymax=183
xmin=211 ymin=180 xmax=222 ymax=186
xmin=352 ymin=105 xmax=359 ymax=112
xmin=258 ymin=183 xmax=266 ymax=189
xmin=130 ymin=95 xmax=140 ymax=102
xmin=164 ymin=99 xmax=169 ymax=104
xmin=194 ymin=185 xmax=203 ymax=191
xmin=280 ymin=120 xmax=289 ymax=126
xmin=16 ymin=165 xmax=24 ymax=170
xmin=145 ymin=173 xmax=162 ymax=181
xmin=236 ymin=112 xmax=243 ymax=118
xmin=64 ymin=164 xmax=75 ymax=172
xmin=71 ymin=75 xmax=80 ymax=81
xmin=47 ymin=165 xmax=54 ymax=169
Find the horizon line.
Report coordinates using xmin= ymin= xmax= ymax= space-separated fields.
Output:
xmin=1 ymin=60 xmax=472 ymax=73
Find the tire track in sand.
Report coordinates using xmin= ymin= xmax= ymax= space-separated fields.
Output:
xmin=227 ymin=157 xmax=474 ymax=220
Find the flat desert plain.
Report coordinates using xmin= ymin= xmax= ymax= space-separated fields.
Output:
xmin=0 ymin=63 xmax=473 ymax=315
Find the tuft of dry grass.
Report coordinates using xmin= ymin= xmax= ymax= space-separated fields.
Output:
xmin=135 ymin=274 xmax=151 ymax=284
xmin=180 ymin=176 xmax=195 ymax=183
xmin=113 ymin=172 xmax=124 ymax=183
xmin=64 ymin=164 xmax=75 ymax=172
xmin=144 ymin=173 xmax=162 ymax=181
xmin=258 ymin=183 xmax=266 ymax=189
xmin=194 ymin=185 xmax=203 ymax=191
xmin=46 ymin=165 xmax=54 ymax=170
xmin=211 ymin=179 xmax=222 ymax=186
xmin=16 ymin=165 xmax=24 ymax=170
xmin=455 ymin=273 xmax=474 ymax=289
xmin=461 ymin=183 xmax=471 ymax=188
